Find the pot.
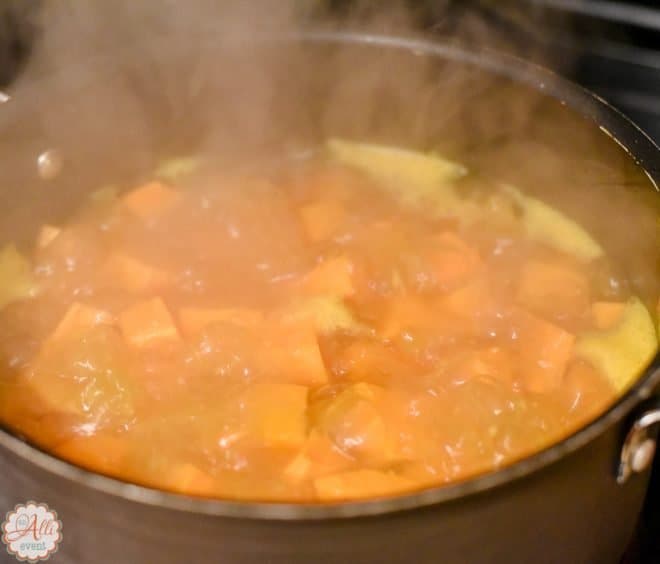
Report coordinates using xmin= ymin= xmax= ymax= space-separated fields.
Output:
xmin=0 ymin=31 xmax=658 ymax=564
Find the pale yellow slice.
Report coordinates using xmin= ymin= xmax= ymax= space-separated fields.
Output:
xmin=0 ymin=244 xmax=37 ymax=310
xmin=575 ymin=296 xmax=658 ymax=391
xmin=504 ymin=185 xmax=604 ymax=261
xmin=275 ymin=295 xmax=367 ymax=335
xmin=154 ymin=156 xmax=202 ymax=181
xmin=326 ymin=138 xmax=467 ymax=214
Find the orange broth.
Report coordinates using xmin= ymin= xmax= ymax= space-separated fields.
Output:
xmin=0 ymin=158 xmax=625 ymax=502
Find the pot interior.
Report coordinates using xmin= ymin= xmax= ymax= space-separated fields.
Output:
xmin=0 ymin=33 xmax=658 ymax=511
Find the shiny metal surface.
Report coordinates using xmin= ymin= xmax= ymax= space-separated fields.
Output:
xmin=618 ymin=400 xmax=660 ymax=484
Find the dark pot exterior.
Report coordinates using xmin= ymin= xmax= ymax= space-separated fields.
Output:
xmin=0 ymin=32 xmax=658 ymax=564
xmin=0 ymin=415 xmax=651 ymax=564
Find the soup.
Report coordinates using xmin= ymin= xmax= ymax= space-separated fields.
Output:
xmin=0 ymin=140 xmax=657 ymax=502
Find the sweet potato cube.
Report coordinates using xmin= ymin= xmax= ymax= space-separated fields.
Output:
xmin=333 ymin=339 xmax=415 ymax=388
xmin=178 ymin=307 xmax=263 ymax=336
xmin=122 ymin=181 xmax=180 ymax=220
xmin=300 ymin=256 xmax=355 ymax=298
xmin=379 ymin=296 xmax=434 ymax=338
xmin=517 ymin=311 xmax=575 ymax=393
xmin=37 ymin=225 xmax=62 ymax=249
xmin=443 ymin=277 xmax=491 ymax=317
xmin=327 ymin=399 xmax=386 ymax=462
xmin=282 ymin=326 xmax=328 ymax=385
xmin=49 ymin=302 xmax=114 ymax=342
xmin=118 ymin=297 xmax=180 ymax=348
xmin=456 ymin=346 xmax=515 ymax=385
xmin=55 ymin=434 xmax=128 ymax=474
xmin=313 ymin=469 xmax=414 ymax=501
xmin=283 ymin=453 xmax=313 ymax=483
xmin=591 ymin=301 xmax=626 ymax=330
xmin=243 ymin=383 xmax=308 ymax=449
xmin=260 ymin=323 xmax=328 ymax=386
xmin=315 ymin=382 xmax=389 ymax=463
xmin=299 ymin=200 xmax=346 ymax=242
xmin=428 ymin=231 xmax=481 ymax=289
xmin=304 ymin=430 xmax=354 ymax=477
xmin=517 ymin=260 xmax=590 ymax=317
xmin=167 ymin=463 xmax=218 ymax=497
xmin=102 ymin=252 xmax=169 ymax=292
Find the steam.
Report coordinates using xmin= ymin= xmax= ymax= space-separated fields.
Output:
xmin=5 ymin=1 xmax=572 ymax=160
xmin=0 ymin=0 xmax=657 ymax=299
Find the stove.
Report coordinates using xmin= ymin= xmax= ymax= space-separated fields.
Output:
xmin=535 ymin=0 xmax=660 ymax=144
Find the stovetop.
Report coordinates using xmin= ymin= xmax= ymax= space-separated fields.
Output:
xmin=536 ymin=0 xmax=660 ymax=144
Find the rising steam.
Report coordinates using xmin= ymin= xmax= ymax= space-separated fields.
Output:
xmin=0 ymin=1 xmax=657 ymax=298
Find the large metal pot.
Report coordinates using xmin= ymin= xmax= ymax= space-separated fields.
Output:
xmin=0 ymin=32 xmax=658 ymax=564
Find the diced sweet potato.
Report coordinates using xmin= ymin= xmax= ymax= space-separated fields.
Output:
xmin=303 ymin=430 xmax=354 ymax=476
xmin=118 ymin=297 xmax=180 ymax=348
xmin=313 ymin=469 xmax=415 ymax=501
xmin=300 ymin=256 xmax=355 ymax=298
xmin=313 ymin=382 xmax=389 ymax=464
xmin=55 ymin=433 xmax=128 ymax=474
xmin=259 ymin=323 xmax=328 ymax=386
xmin=242 ymin=383 xmax=308 ymax=449
xmin=454 ymin=346 xmax=515 ymax=385
xmin=49 ymin=302 xmax=114 ymax=342
xmin=299 ymin=200 xmax=346 ymax=242
xmin=37 ymin=225 xmax=62 ymax=249
xmin=29 ymin=325 xmax=135 ymax=425
xmin=167 ymin=463 xmax=218 ymax=497
xmin=332 ymin=339 xmax=416 ymax=388
xmin=402 ymin=232 xmax=480 ymax=294
xmin=283 ymin=452 xmax=313 ymax=483
xmin=179 ymin=307 xmax=263 ymax=336
xmin=122 ymin=181 xmax=180 ymax=220
xmin=379 ymin=296 xmax=434 ymax=339
xmin=591 ymin=301 xmax=626 ymax=330
xmin=517 ymin=260 xmax=590 ymax=318
xmin=516 ymin=311 xmax=575 ymax=393
xmin=102 ymin=252 xmax=169 ymax=293
xmin=433 ymin=231 xmax=476 ymax=252
xmin=443 ymin=277 xmax=492 ymax=317
xmin=428 ymin=231 xmax=481 ymax=290
xmin=394 ymin=461 xmax=440 ymax=487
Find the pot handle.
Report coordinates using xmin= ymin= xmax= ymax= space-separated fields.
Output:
xmin=617 ymin=397 xmax=660 ymax=485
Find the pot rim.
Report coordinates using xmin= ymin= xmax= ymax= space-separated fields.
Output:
xmin=1 ymin=29 xmax=659 ymax=521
